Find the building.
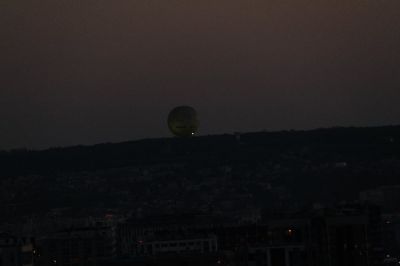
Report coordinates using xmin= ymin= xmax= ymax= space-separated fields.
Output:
xmin=135 ymin=235 xmax=218 ymax=256
xmin=36 ymin=226 xmax=115 ymax=266
xmin=0 ymin=233 xmax=33 ymax=266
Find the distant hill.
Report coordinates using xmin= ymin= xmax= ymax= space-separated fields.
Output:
xmin=0 ymin=125 xmax=399 ymax=177
xmin=1 ymin=125 xmax=400 ymax=216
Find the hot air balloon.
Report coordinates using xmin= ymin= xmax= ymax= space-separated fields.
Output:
xmin=168 ymin=106 xmax=199 ymax=137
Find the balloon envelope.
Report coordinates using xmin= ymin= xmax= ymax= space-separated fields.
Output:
xmin=168 ymin=106 xmax=199 ymax=137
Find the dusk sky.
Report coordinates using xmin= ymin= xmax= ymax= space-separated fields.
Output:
xmin=1 ymin=0 xmax=399 ymax=150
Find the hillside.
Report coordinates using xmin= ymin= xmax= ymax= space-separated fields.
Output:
xmin=0 ymin=125 xmax=399 ymax=219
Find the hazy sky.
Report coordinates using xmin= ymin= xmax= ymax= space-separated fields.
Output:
xmin=1 ymin=0 xmax=399 ymax=149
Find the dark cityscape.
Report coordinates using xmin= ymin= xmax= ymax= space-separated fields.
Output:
xmin=0 ymin=126 xmax=400 ymax=265
xmin=1 ymin=0 xmax=400 ymax=266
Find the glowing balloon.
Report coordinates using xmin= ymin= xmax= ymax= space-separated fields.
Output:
xmin=168 ymin=106 xmax=199 ymax=137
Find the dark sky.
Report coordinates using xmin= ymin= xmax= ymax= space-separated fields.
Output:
xmin=1 ymin=0 xmax=399 ymax=150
